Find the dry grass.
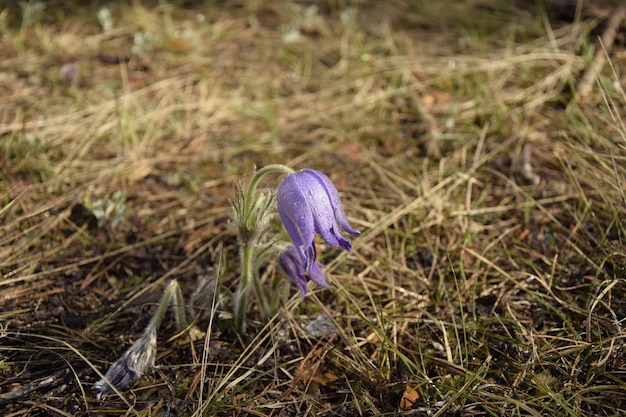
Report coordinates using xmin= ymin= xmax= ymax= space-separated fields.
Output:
xmin=1 ymin=1 xmax=626 ymax=416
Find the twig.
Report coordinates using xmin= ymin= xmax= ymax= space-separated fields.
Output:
xmin=576 ymin=1 xmax=626 ymax=101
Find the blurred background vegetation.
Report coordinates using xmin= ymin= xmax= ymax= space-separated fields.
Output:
xmin=1 ymin=1 xmax=625 ymax=416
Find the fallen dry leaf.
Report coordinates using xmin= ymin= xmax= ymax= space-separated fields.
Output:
xmin=399 ymin=384 xmax=419 ymax=410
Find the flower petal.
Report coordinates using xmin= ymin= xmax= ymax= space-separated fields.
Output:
xmin=302 ymin=168 xmax=360 ymax=237
xmin=297 ymin=170 xmax=353 ymax=250
xmin=307 ymin=262 xmax=329 ymax=289
xmin=277 ymin=175 xmax=316 ymax=270
xmin=278 ymin=245 xmax=330 ymax=298
xmin=278 ymin=246 xmax=308 ymax=298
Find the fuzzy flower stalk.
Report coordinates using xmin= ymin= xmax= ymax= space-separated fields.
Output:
xmin=232 ymin=166 xmax=359 ymax=332
xmin=231 ymin=164 xmax=295 ymax=332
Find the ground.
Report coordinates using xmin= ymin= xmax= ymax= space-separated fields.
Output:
xmin=1 ymin=1 xmax=626 ymax=416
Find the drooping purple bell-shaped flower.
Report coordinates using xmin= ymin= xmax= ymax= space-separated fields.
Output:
xmin=279 ymin=244 xmax=328 ymax=297
xmin=277 ymin=168 xmax=359 ymax=274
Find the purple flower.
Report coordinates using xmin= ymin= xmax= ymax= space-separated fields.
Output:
xmin=279 ymin=244 xmax=328 ymax=298
xmin=94 ymin=327 xmax=157 ymax=399
xmin=277 ymin=168 xmax=359 ymax=273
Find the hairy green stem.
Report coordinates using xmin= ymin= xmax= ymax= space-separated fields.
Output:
xmin=233 ymin=164 xmax=294 ymax=333
xmin=234 ymin=242 xmax=256 ymax=333
xmin=147 ymin=280 xmax=189 ymax=334
xmin=242 ymin=164 xmax=294 ymax=222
